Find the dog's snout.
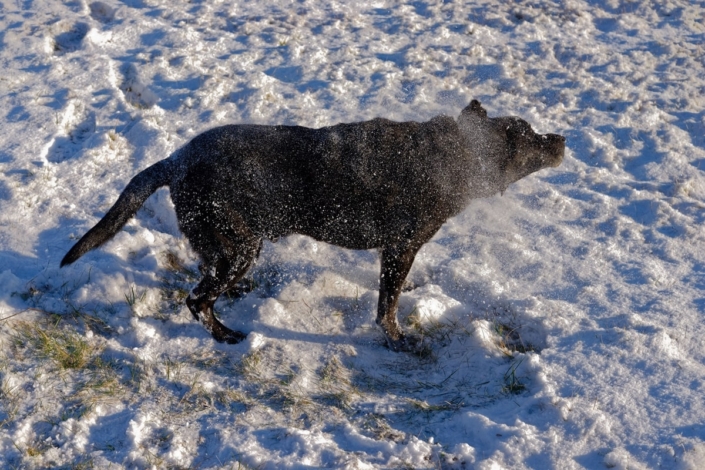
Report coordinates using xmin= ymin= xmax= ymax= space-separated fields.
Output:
xmin=543 ymin=133 xmax=565 ymax=167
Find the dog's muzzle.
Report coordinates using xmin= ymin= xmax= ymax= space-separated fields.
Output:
xmin=543 ymin=134 xmax=566 ymax=167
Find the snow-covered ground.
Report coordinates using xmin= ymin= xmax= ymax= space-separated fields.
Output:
xmin=1 ymin=0 xmax=705 ymax=468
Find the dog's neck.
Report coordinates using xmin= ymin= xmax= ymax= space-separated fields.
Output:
xmin=456 ymin=117 xmax=511 ymax=200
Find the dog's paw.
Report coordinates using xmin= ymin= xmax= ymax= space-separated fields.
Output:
xmin=212 ymin=328 xmax=247 ymax=344
xmin=386 ymin=333 xmax=426 ymax=354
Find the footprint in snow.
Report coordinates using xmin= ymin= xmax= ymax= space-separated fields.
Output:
xmin=52 ymin=22 xmax=89 ymax=55
xmin=119 ymin=63 xmax=159 ymax=109
xmin=89 ymin=2 xmax=116 ymax=23
xmin=46 ymin=104 xmax=97 ymax=163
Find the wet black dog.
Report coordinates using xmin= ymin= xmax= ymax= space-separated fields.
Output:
xmin=62 ymin=100 xmax=565 ymax=351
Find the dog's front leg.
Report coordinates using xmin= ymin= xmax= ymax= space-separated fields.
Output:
xmin=377 ymin=245 xmax=424 ymax=352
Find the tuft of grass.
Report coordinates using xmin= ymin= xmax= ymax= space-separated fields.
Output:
xmin=319 ymin=357 xmax=349 ymax=386
xmin=493 ymin=322 xmax=534 ymax=355
xmin=406 ymin=397 xmax=463 ymax=413
xmin=11 ymin=437 xmax=51 ymax=458
xmin=279 ymin=367 xmax=297 ymax=386
xmin=322 ymin=390 xmax=356 ymax=410
xmin=162 ymin=251 xmax=197 ymax=279
xmin=216 ymin=389 xmax=256 ymax=409
xmin=405 ymin=307 xmax=423 ymax=331
xmin=25 ymin=441 xmax=49 ymax=457
xmin=127 ymin=359 xmax=147 ymax=393
xmin=190 ymin=349 xmax=231 ymax=371
xmin=360 ymin=413 xmax=405 ymax=442
xmin=125 ymin=286 xmax=146 ymax=312
xmin=164 ymin=356 xmax=184 ymax=382
xmin=179 ymin=376 xmax=220 ymax=413
xmin=77 ymin=356 xmax=123 ymax=400
xmin=163 ymin=251 xmax=185 ymax=272
xmin=236 ymin=350 xmax=263 ymax=381
xmin=502 ymin=358 xmax=527 ymax=394
xmin=12 ymin=320 xmax=98 ymax=370
xmin=272 ymin=387 xmax=313 ymax=414
xmin=318 ymin=357 xmax=359 ymax=410
xmin=0 ymin=377 xmax=21 ymax=428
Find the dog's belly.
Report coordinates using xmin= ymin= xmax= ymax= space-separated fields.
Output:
xmin=294 ymin=199 xmax=420 ymax=250
xmin=301 ymin=218 xmax=384 ymax=250
xmin=251 ymin=205 xmax=387 ymax=250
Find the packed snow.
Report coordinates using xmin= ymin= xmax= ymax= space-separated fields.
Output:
xmin=1 ymin=0 xmax=705 ymax=468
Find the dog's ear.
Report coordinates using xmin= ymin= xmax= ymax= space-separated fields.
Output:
xmin=461 ymin=100 xmax=487 ymax=119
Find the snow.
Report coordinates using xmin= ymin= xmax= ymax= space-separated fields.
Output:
xmin=1 ymin=0 xmax=705 ymax=468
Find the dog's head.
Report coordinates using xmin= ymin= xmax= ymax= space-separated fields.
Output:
xmin=458 ymin=100 xmax=565 ymax=192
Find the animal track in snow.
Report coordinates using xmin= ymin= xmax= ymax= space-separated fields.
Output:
xmin=119 ymin=63 xmax=158 ymax=109
xmin=51 ymin=22 xmax=89 ymax=55
xmin=46 ymin=101 xmax=97 ymax=163
xmin=89 ymin=2 xmax=116 ymax=23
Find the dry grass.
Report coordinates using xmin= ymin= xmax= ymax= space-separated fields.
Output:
xmin=11 ymin=320 xmax=98 ymax=370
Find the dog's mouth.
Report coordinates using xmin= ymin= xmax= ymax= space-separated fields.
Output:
xmin=543 ymin=133 xmax=566 ymax=167
xmin=501 ymin=133 xmax=565 ymax=190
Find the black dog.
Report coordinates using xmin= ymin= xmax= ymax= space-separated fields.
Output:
xmin=61 ymin=100 xmax=564 ymax=351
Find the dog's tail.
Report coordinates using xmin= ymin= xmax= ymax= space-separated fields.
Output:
xmin=61 ymin=158 xmax=174 ymax=267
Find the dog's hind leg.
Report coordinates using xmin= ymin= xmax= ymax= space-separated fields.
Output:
xmin=185 ymin=249 xmax=257 ymax=343
xmin=196 ymin=239 xmax=262 ymax=300
xmin=178 ymin=205 xmax=262 ymax=344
